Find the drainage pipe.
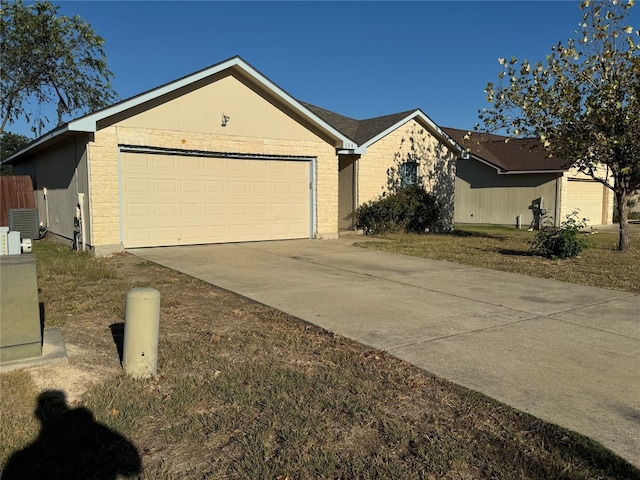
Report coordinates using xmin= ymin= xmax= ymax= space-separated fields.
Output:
xmin=78 ymin=193 xmax=86 ymax=252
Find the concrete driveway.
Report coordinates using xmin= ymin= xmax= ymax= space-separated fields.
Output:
xmin=131 ymin=238 xmax=640 ymax=467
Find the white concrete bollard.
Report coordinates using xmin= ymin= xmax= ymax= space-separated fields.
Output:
xmin=123 ymin=287 xmax=160 ymax=379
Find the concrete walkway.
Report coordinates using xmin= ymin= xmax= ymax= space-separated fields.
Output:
xmin=131 ymin=238 xmax=640 ymax=467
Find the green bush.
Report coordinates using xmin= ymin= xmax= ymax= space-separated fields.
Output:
xmin=529 ymin=211 xmax=590 ymax=259
xmin=354 ymin=185 xmax=441 ymax=235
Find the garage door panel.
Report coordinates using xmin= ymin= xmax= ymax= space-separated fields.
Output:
xmin=271 ymin=162 xmax=289 ymax=173
xmin=251 ymin=182 xmax=268 ymax=194
xmin=153 ymin=156 xmax=176 ymax=169
xmin=229 ymin=225 xmax=249 ymax=236
xmin=180 ymin=180 xmax=201 ymax=193
xmin=125 ymin=178 xmax=150 ymax=193
xmin=153 ymin=179 xmax=177 ymax=193
xmin=203 ymin=158 xmax=223 ymax=169
xmin=121 ymin=152 xmax=311 ymax=247
xmin=566 ymin=180 xmax=603 ymax=225
xmin=227 ymin=203 xmax=246 ymax=216
xmin=206 ymin=204 xmax=225 ymax=216
xmin=291 ymin=183 xmax=307 ymax=195
xmin=205 ymin=180 xmax=225 ymax=193
xmin=229 ymin=162 xmax=247 ymax=172
xmin=251 ymin=162 xmax=268 ymax=172
xmin=155 ymin=203 xmax=177 ymax=216
xmin=290 ymin=203 xmax=306 ymax=215
xmin=181 ymin=204 xmax=202 ymax=216
xmin=125 ymin=203 xmax=150 ymax=216
xmin=229 ymin=181 xmax=247 ymax=193
xmin=125 ymin=155 xmax=150 ymax=168
xmin=127 ymin=226 xmax=153 ymax=241
xmin=251 ymin=204 xmax=268 ymax=215
xmin=272 ymin=224 xmax=288 ymax=235
xmin=156 ymin=226 xmax=179 ymax=242
xmin=206 ymin=225 xmax=226 ymax=236
xmin=182 ymin=226 xmax=204 ymax=239
xmin=180 ymin=157 xmax=200 ymax=169
xmin=272 ymin=183 xmax=289 ymax=194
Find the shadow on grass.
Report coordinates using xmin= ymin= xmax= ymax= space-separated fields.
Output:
xmin=456 ymin=387 xmax=640 ymax=479
xmin=495 ymin=248 xmax=537 ymax=257
xmin=534 ymin=423 xmax=640 ymax=480
xmin=449 ymin=229 xmax=511 ymax=240
xmin=1 ymin=390 xmax=141 ymax=480
xmin=109 ymin=323 xmax=124 ymax=364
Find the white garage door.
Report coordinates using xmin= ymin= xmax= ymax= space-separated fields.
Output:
xmin=566 ymin=179 xmax=605 ymax=225
xmin=120 ymin=152 xmax=312 ymax=248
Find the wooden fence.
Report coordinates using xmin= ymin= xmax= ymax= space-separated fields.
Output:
xmin=1 ymin=176 xmax=36 ymax=227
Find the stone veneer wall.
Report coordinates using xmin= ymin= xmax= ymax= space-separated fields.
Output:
xmin=357 ymin=119 xmax=457 ymax=230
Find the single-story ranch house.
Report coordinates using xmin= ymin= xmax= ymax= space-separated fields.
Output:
xmin=444 ymin=128 xmax=614 ymax=228
xmin=5 ymin=56 xmax=463 ymax=255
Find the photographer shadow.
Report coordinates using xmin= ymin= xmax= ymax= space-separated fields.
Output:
xmin=1 ymin=390 xmax=141 ymax=480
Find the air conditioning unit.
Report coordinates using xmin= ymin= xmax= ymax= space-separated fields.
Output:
xmin=8 ymin=208 xmax=40 ymax=240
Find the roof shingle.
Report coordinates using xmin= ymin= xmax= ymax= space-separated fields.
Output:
xmin=300 ymin=102 xmax=416 ymax=145
xmin=443 ymin=127 xmax=570 ymax=173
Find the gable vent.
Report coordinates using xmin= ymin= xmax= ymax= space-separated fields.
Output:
xmin=8 ymin=208 xmax=40 ymax=240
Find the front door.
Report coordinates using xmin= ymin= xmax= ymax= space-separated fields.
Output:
xmin=338 ymin=155 xmax=357 ymax=229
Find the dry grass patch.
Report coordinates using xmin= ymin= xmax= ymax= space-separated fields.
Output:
xmin=0 ymin=371 xmax=39 ymax=461
xmin=358 ymin=225 xmax=640 ymax=293
xmin=1 ymin=238 xmax=638 ymax=479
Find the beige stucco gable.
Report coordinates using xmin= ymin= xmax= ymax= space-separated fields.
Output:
xmin=114 ymin=72 xmax=328 ymax=144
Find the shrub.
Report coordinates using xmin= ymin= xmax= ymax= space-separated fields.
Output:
xmin=354 ymin=185 xmax=441 ymax=235
xmin=529 ymin=210 xmax=590 ymax=259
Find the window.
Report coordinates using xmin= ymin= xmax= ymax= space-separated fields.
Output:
xmin=399 ymin=161 xmax=419 ymax=188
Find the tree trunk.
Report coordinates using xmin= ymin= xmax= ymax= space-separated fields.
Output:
xmin=616 ymin=190 xmax=630 ymax=251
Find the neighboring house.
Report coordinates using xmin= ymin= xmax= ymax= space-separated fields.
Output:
xmin=444 ymin=128 xmax=614 ymax=228
xmin=631 ymin=191 xmax=640 ymax=217
xmin=3 ymin=56 xmax=462 ymax=254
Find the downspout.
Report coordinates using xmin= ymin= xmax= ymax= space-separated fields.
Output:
xmin=354 ymin=156 xmax=359 ymax=225
xmin=554 ymin=172 xmax=562 ymax=227
xmin=86 ymin=134 xmax=96 ymax=251
xmin=73 ymin=136 xmax=86 ymax=251
xmin=43 ymin=187 xmax=50 ymax=230
xmin=79 ymin=193 xmax=86 ymax=252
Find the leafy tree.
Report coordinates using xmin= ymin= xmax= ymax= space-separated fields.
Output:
xmin=477 ymin=0 xmax=639 ymax=251
xmin=0 ymin=0 xmax=118 ymax=135
xmin=0 ymin=131 xmax=31 ymax=174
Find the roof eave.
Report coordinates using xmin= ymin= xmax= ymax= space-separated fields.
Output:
xmin=499 ymin=169 xmax=566 ymax=175
xmin=9 ymin=56 xmax=357 ymax=160
xmin=358 ymin=110 xmax=464 ymax=156
xmin=2 ymin=124 xmax=71 ymax=164
xmin=75 ymin=56 xmax=355 ymax=149
xmin=465 ymin=154 xmax=567 ymax=175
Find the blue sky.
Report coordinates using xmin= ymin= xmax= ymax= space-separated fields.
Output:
xmin=9 ymin=1 xmax=639 ymax=138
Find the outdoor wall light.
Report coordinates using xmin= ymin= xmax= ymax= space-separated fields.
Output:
xmin=221 ymin=114 xmax=230 ymax=127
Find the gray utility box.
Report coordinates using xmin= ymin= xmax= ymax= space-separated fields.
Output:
xmin=0 ymin=253 xmax=42 ymax=362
